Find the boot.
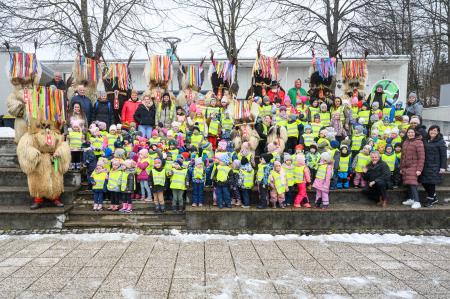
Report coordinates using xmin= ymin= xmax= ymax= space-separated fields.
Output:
xmin=382 ymin=198 xmax=388 ymax=208
xmin=160 ymin=204 xmax=166 ymax=213
xmin=30 ymin=198 xmax=43 ymax=210
xmin=155 ymin=204 xmax=161 ymax=213
xmin=125 ymin=204 xmax=133 ymax=213
xmin=53 ymin=198 xmax=64 ymax=207
xmin=93 ymin=204 xmax=98 ymax=211
xmin=424 ymin=195 xmax=438 ymax=207
xmin=315 ymin=198 xmax=322 ymax=208
xmin=119 ymin=203 xmax=128 ymax=212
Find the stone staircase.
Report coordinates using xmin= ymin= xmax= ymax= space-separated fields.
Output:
xmin=0 ymin=137 xmax=80 ymax=229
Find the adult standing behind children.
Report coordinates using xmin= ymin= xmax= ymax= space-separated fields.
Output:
xmin=92 ymin=91 xmax=113 ymax=129
xmin=134 ymin=95 xmax=156 ymax=138
xmin=287 ymin=79 xmax=308 ymax=106
xmin=401 ymin=127 xmax=425 ymax=209
xmin=156 ymin=92 xmax=176 ymax=129
xmin=70 ymin=84 xmax=93 ymax=124
xmin=121 ymin=90 xmax=141 ymax=127
xmin=405 ymin=92 xmax=423 ymax=118
xmin=420 ymin=125 xmax=448 ymax=207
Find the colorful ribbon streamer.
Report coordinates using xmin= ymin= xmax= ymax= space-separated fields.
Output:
xmin=149 ymin=55 xmax=173 ymax=84
xmin=252 ymin=54 xmax=279 ymax=80
xmin=26 ymin=86 xmax=65 ymax=123
xmin=314 ymin=57 xmax=336 ymax=79
xmin=74 ymin=54 xmax=101 ymax=82
xmin=9 ymin=52 xmax=38 ymax=81
xmin=341 ymin=60 xmax=367 ymax=80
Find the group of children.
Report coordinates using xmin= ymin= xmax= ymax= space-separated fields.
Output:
xmin=65 ymin=91 xmax=413 ymax=212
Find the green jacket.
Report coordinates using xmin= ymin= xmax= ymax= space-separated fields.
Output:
xmin=287 ymin=87 xmax=308 ymax=106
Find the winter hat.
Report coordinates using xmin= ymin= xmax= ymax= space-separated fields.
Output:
xmin=109 ymin=125 xmax=117 ymax=132
xmin=111 ymin=158 xmax=121 ymax=167
xmin=194 ymin=157 xmax=203 ymax=166
xmin=241 ymin=157 xmax=249 ymax=166
xmin=342 ymin=99 xmax=350 ymax=107
xmin=217 ymin=139 xmax=227 ymax=151
xmin=232 ymin=159 xmax=241 ymax=169
xmin=313 ymin=113 xmax=320 ymax=120
xmin=304 ymin=124 xmax=312 ymax=131
xmin=220 ymin=155 xmax=230 ymax=165
xmin=116 ymin=124 xmax=122 ymax=130
xmin=289 ymin=114 xmax=297 ymax=121
xmin=139 ymin=148 xmax=149 ymax=156
xmin=330 ymin=140 xmax=339 ymax=149
xmin=408 ymin=92 xmax=417 ymax=99
xmin=355 ymin=125 xmax=363 ymax=134
xmin=383 ymin=116 xmax=390 ymax=122
xmin=395 ymin=101 xmax=403 ymax=108
xmin=181 ymin=151 xmax=190 ymax=160
xmin=171 ymin=121 xmax=181 ymax=129
xmin=351 ymin=97 xmax=358 ymax=106
xmin=295 ymin=144 xmax=304 ymax=151
xmin=280 ymin=106 xmax=287 ymax=111
xmin=114 ymin=148 xmax=125 ymax=158
xmin=168 ymin=139 xmax=177 ymax=146
xmin=97 ymin=122 xmax=107 ymax=131
xmin=363 ymin=144 xmax=372 ymax=152
xmin=385 ymin=143 xmax=393 ymax=151
xmin=320 ymin=151 xmax=332 ymax=163
xmin=340 ymin=144 xmax=349 ymax=151
xmin=96 ymin=160 xmax=105 ymax=167
xmin=300 ymin=95 xmax=308 ymax=103
xmin=402 ymin=115 xmax=410 ymax=122
xmin=273 ymin=160 xmax=282 ymax=167
xmin=260 ymin=153 xmax=273 ymax=163
xmin=103 ymin=147 xmax=113 ymax=158
xmin=175 ymin=159 xmax=183 ymax=167
xmin=151 ymin=129 xmax=158 ymax=137
xmin=358 ymin=118 xmax=365 ymax=125
xmin=410 ymin=116 xmax=420 ymax=124
xmin=241 ymin=163 xmax=253 ymax=172
xmin=391 ymin=127 xmax=399 ymax=134
xmin=371 ymin=102 xmax=379 ymax=109
xmin=283 ymin=153 xmax=292 ymax=161
xmin=320 ymin=103 xmax=327 ymax=110
xmin=124 ymin=159 xmax=135 ymax=168
xmin=370 ymin=114 xmax=379 ymax=123
xmin=384 ymin=128 xmax=391 ymax=135
xmin=192 ymin=126 xmax=201 ymax=133
xmin=262 ymin=96 xmax=270 ymax=103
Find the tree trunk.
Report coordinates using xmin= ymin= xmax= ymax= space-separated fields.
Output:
xmin=80 ymin=0 xmax=94 ymax=57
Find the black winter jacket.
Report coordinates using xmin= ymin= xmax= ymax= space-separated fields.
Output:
xmin=134 ymin=104 xmax=156 ymax=126
xmin=92 ymin=100 xmax=113 ymax=128
xmin=122 ymin=171 xmax=136 ymax=193
xmin=363 ymin=160 xmax=391 ymax=187
xmin=420 ymin=134 xmax=447 ymax=185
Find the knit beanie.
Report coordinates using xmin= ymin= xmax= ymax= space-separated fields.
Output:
xmin=260 ymin=153 xmax=273 ymax=163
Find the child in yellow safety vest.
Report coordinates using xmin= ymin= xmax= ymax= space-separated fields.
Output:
xmin=90 ymin=160 xmax=108 ymax=211
xmin=352 ymin=145 xmax=371 ymax=188
xmin=319 ymin=103 xmax=331 ymax=127
xmin=282 ymin=154 xmax=296 ymax=206
xmin=269 ymin=161 xmax=288 ymax=208
xmin=256 ymin=153 xmax=273 ymax=209
xmin=119 ymin=159 xmax=136 ymax=213
xmin=67 ymin=120 xmax=85 ymax=170
xmin=106 ymin=159 xmax=123 ymax=211
xmin=239 ymin=159 xmax=254 ymax=208
xmin=191 ymin=158 xmax=205 ymax=207
xmin=190 ymin=125 xmax=204 ymax=149
xmin=293 ymin=154 xmax=311 ymax=208
xmin=212 ymin=155 xmax=232 ymax=208
xmin=149 ymin=158 xmax=166 ymax=213
xmin=302 ymin=125 xmax=315 ymax=149
xmin=169 ymin=159 xmax=189 ymax=212
xmin=285 ymin=114 xmax=300 ymax=153
xmin=382 ymin=144 xmax=401 ymax=188
xmin=207 ymin=112 xmax=221 ymax=150
xmin=336 ymin=144 xmax=352 ymax=189
xmin=312 ymin=151 xmax=334 ymax=209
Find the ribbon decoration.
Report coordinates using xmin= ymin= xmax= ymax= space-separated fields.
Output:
xmin=252 ymin=54 xmax=279 ymax=80
xmin=74 ymin=54 xmax=101 ymax=83
xmin=113 ymin=90 xmax=119 ymax=110
xmin=184 ymin=65 xmax=204 ymax=89
xmin=233 ymin=99 xmax=251 ymax=121
xmin=149 ymin=55 xmax=173 ymax=84
xmin=103 ymin=63 xmax=130 ymax=90
xmin=53 ymin=157 xmax=59 ymax=172
xmin=208 ymin=60 xmax=236 ymax=85
xmin=341 ymin=60 xmax=367 ymax=80
xmin=25 ymin=86 xmax=65 ymax=124
xmin=9 ymin=52 xmax=38 ymax=81
xmin=313 ymin=57 xmax=337 ymax=79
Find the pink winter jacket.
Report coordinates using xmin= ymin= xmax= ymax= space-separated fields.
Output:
xmin=136 ymin=160 xmax=149 ymax=181
xmin=312 ymin=163 xmax=333 ymax=192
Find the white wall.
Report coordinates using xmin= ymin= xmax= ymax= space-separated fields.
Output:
xmin=0 ymin=51 xmax=13 ymax=116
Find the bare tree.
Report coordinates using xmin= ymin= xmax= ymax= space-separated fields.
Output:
xmin=0 ymin=0 xmax=162 ymax=58
xmin=174 ymin=0 xmax=262 ymax=85
xmin=271 ymin=0 xmax=370 ymax=57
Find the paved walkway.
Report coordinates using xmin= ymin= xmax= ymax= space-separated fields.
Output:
xmin=0 ymin=233 xmax=449 ymax=298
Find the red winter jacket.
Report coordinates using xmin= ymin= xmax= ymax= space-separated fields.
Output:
xmin=121 ymin=99 xmax=141 ymax=125
xmin=400 ymin=136 xmax=425 ymax=185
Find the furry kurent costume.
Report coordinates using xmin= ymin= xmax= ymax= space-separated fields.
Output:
xmin=176 ymin=58 xmax=205 ymax=108
xmin=102 ymin=52 xmax=134 ymax=124
xmin=308 ymin=53 xmax=337 ymax=107
xmin=16 ymin=86 xmax=71 ymax=209
xmin=5 ymin=43 xmax=43 ymax=142
xmin=340 ymin=56 xmax=368 ymax=102
xmin=67 ymin=51 xmax=102 ymax=104
xmin=143 ymin=53 xmax=176 ymax=104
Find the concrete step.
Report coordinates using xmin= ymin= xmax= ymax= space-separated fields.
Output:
xmin=63 ymin=221 xmax=186 ymax=229
xmin=0 ymin=186 xmax=79 ymax=206
xmin=75 ymin=186 xmax=450 ymax=205
xmin=0 ymin=205 xmax=72 ymax=229
xmin=0 ymin=137 xmax=16 ymax=154
xmin=0 ymin=168 xmax=81 ymax=187
xmin=186 ymin=202 xmax=450 ymax=231
xmin=0 ymin=153 xmax=19 ymax=168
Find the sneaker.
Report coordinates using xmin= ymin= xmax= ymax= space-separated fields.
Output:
xmin=93 ymin=204 xmax=98 ymax=211
xmin=424 ymin=197 xmax=438 ymax=207
xmin=242 ymin=205 xmax=250 ymax=209
xmin=198 ymin=203 xmax=203 ymax=207
xmin=192 ymin=203 xmax=197 ymax=207
xmin=321 ymin=205 xmax=329 ymax=210
xmin=411 ymin=202 xmax=421 ymax=209
xmin=402 ymin=199 xmax=415 ymax=206
xmin=303 ymin=202 xmax=312 ymax=208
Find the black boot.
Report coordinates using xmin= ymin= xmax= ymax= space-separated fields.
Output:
xmin=315 ymin=198 xmax=322 ymax=208
xmin=424 ymin=195 xmax=438 ymax=207
xmin=160 ymin=204 xmax=166 ymax=213
xmin=155 ymin=204 xmax=161 ymax=214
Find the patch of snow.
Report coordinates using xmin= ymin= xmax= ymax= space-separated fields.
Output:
xmin=384 ymin=290 xmax=417 ymax=299
xmin=339 ymin=276 xmax=370 ymax=286
xmin=168 ymin=230 xmax=450 ymax=245
xmin=54 ymin=215 xmax=66 ymax=229
xmin=121 ymin=287 xmax=138 ymax=299
xmin=20 ymin=233 xmax=140 ymax=242
xmin=0 ymin=127 xmax=15 ymax=138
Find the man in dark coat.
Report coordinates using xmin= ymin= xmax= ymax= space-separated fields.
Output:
xmin=363 ymin=151 xmax=392 ymax=207
xmin=420 ymin=125 xmax=448 ymax=206
xmin=71 ymin=85 xmax=93 ymax=124
xmin=92 ymin=91 xmax=113 ymax=128
xmin=46 ymin=72 xmax=67 ymax=90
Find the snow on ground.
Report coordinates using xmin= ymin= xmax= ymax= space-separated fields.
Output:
xmin=3 ymin=231 xmax=450 ymax=246
xmin=0 ymin=127 xmax=15 ymax=138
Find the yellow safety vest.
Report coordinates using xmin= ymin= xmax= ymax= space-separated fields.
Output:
xmin=286 ymin=122 xmax=299 ymax=138
xmin=351 ymin=107 xmax=359 ymax=119
xmin=216 ymin=165 xmax=230 ymax=182
xmin=283 ymin=166 xmax=295 ymax=186
xmin=275 ymin=115 xmax=288 ymax=127
xmin=222 ymin=118 xmax=233 ymax=131
xmin=169 ymin=149 xmax=179 ymax=158
xmin=190 ymin=134 xmax=203 ymax=147
xmin=120 ymin=171 xmax=135 ymax=192
xmin=309 ymin=106 xmax=320 ymax=119
xmin=351 ymin=135 xmax=365 ymax=151
xmin=165 ymin=160 xmax=174 ymax=172
xmin=382 ymin=107 xmax=392 ymax=120
xmin=319 ymin=112 xmax=330 ymax=126
xmin=355 ymin=153 xmax=370 ymax=172
xmin=311 ymin=122 xmax=322 ymax=137
xmin=91 ymin=171 xmax=107 ymax=190
xmin=358 ymin=110 xmax=370 ymax=125
xmin=294 ymin=165 xmax=305 ymax=183
xmin=271 ymin=171 xmax=286 ymax=193
xmin=68 ymin=131 xmax=83 ymax=149
xmin=259 ymin=105 xmax=272 ymax=116
xmin=257 ymin=164 xmax=265 ymax=182
xmin=241 ymin=169 xmax=254 ymax=188
xmin=170 ymin=168 xmax=188 ymax=190
xmin=107 ymin=169 xmax=122 ymax=191
xmin=339 ymin=155 xmax=351 ymax=172
xmin=123 ymin=145 xmax=132 ymax=154
xmin=303 ymin=133 xmax=315 ymax=147
xmin=194 ymin=117 xmax=205 ymax=133
xmin=183 ymin=160 xmax=191 ymax=169
xmin=382 ymin=153 xmax=396 ymax=171
xmin=209 ymin=120 xmax=219 ymax=136
xmin=237 ymin=152 xmax=252 ymax=162
xmin=396 ymin=152 xmax=401 ymax=161
xmin=315 ymin=164 xmax=328 ymax=180
xmin=149 ymin=137 xmax=161 ymax=145
xmin=391 ymin=136 xmax=402 ymax=144
xmin=152 ymin=169 xmax=166 ymax=186
xmin=193 ymin=167 xmax=204 ymax=179
xmin=107 ymin=134 xmax=117 ymax=149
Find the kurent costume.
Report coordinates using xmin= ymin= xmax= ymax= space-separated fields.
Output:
xmin=15 ymin=87 xmax=71 ymax=209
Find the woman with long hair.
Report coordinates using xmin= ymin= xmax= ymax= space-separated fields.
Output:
xmin=156 ymin=92 xmax=175 ymax=129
